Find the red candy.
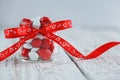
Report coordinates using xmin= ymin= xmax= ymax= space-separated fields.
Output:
xmin=40 ymin=17 xmax=52 ymax=28
xmin=42 ymin=38 xmax=52 ymax=48
xmin=49 ymin=44 xmax=54 ymax=53
xmin=31 ymin=38 xmax=42 ymax=48
xmin=37 ymin=49 xmax=52 ymax=60
xmin=20 ymin=18 xmax=33 ymax=27
xmin=21 ymin=48 xmax=30 ymax=57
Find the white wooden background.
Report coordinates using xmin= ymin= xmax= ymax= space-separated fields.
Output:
xmin=0 ymin=26 xmax=120 ymax=80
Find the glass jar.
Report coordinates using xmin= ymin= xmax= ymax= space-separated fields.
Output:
xmin=20 ymin=17 xmax=58 ymax=62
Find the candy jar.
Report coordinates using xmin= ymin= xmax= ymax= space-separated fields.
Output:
xmin=20 ymin=17 xmax=58 ymax=62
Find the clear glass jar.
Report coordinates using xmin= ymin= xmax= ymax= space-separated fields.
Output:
xmin=20 ymin=17 xmax=58 ymax=62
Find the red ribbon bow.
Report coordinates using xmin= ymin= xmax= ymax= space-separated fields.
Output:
xmin=0 ymin=17 xmax=119 ymax=61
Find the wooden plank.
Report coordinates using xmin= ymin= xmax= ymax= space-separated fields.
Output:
xmin=58 ymin=28 xmax=120 ymax=80
xmin=0 ymin=27 xmax=86 ymax=80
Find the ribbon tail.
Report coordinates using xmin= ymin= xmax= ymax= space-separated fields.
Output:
xmin=85 ymin=42 xmax=120 ymax=59
xmin=44 ymin=33 xmax=120 ymax=59
xmin=0 ymin=39 xmax=25 ymax=61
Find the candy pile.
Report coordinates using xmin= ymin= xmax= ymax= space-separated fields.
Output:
xmin=20 ymin=17 xmax=55 ymax=60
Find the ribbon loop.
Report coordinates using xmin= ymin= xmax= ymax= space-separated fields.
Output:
xmin=44 ymin=20 xmax=72 ymax=32
xmin=4 ymin=27 xmax=37 ymax=38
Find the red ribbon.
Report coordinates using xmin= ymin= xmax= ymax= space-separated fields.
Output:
xmin=0 ymin=18 xmax=119 ymax=61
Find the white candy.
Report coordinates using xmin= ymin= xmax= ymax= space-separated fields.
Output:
xmin=31 ymin=16 xmax=41 ymax=29
xmin=33 ymin=25 xmax=40 ymax=29
xmin=31 ymin=48 xmax=39 ymax=52
xmin=23 ymin=43 xmax=32 ymax=49
xmin=35 ymin=34 xmax=44 ymax=39
xmin=25 ymin=39 xmax=32 ymax=43
xmin=29 ymin=52 xmax=39 ymax=60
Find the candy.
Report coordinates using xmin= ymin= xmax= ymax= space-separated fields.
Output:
xmin=20 ymin=18 xmax=33 ymax=27
xmin=21 ymin=48 xmax=30 ymax=57
xmin=49 ymin=44 xmax=54 ymax=53
xmin=42 ymin=38 xmax=52 ymax=48
xmin=31 ymin=17 xmax=41 ymax=29
xmin=35 ymin=34 xmax=44 ymax=39
xmin=40 ymin=17 xmax=52 ymax=28
xmin=37 ymin=49 xmax=52 ymax=60
xmin=31 ymin=38 xmax=42 ymax=48
xmin=31 ymin=48 xmax=39 ymax=52
xmin=29 ymin=52 xmax=39 ymax=60
xmin=23 ymin=43 xmax=32 ymax=49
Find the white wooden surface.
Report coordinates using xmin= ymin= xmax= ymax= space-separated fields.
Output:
xmin=59 ymin=28 xmax=120 ymax=80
